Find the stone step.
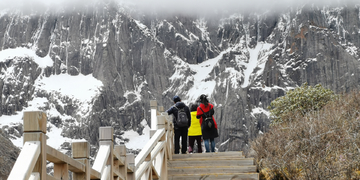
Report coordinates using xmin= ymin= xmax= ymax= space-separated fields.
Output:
xmin=168 ymin=151 xmax=258 ymax=180
xmin=168 ymin=158 xmax=254 ymax=167
xmin=168 ymin=173 xmax=259 ymax=180
xmin=172 ymin=151 xmax=244 ymax=160
xmin=168 ymin=165 xmax=257 ymax=174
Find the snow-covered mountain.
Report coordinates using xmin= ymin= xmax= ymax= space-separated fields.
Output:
xmin=1 ymin=0 xmax=360 ymax=170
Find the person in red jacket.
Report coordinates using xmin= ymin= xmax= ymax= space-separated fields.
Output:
xmin=196 ymin=94 xmax=218 ymax=153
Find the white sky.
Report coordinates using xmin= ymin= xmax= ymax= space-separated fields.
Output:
xmin=0 ymin=0 xmax=358 ymax=15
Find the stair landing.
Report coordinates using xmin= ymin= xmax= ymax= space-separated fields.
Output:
xmin=168 ymin=151 xmax=259 ymax=180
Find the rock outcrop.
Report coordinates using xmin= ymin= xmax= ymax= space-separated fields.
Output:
xmin=0 ymin=129 xmax=19 ymax=179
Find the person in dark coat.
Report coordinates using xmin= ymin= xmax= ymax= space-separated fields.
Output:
xmin=166 ymin=95 xmax=191 ymax=154
xmin=196 ymin=94 xmax=218 ymax=153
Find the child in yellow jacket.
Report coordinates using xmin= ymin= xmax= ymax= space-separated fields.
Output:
xmin=188 ymin=103 xmax=202 ymax=153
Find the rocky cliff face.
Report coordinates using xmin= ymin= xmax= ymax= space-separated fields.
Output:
xmin=1 ymin=1 xmax=360 ymax=159
xmin=0 ymin=129 xmax=19 ymax=179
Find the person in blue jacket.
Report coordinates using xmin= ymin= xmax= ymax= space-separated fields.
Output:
xmin=166 ymin=95 xmax=191 ymax=154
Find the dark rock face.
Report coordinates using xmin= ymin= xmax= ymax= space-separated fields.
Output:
xmin=1 ymin=1 xmax=360 ymax=165
xmin=0 ymin=57 xmax=41 ymax=116
xmin=0 ymin=129 xmax=20 ymax=179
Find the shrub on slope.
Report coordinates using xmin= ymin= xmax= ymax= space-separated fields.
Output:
xmin=253 ymin=90 xmax=360 ymax=180
xmin=268 ymin=83 xmax=336 ymax=125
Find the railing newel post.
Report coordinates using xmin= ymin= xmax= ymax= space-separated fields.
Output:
xmin=99 ymin=127 xmax=114 ymax=180
xmin=156 ymin=115 xmax=166 ymax=132
xmin=126 ymin=153 xmax=135 ymax=180
xmin=158 ymin=106 xmax=164 ymax=112
xmin=114 ymin=144 xmax=127 ymax=180
xmin=72 ymin=141 xmax=90 ymax=180
xmin=158 ymin=112 xmax=168 ymax=180
xmin=54 ymin=163 xmax=69 ymax=180
xmin=150 ymin=100 xmax=158 ymax=130
xmin=23 ymin=111 xmax=47 ymax=180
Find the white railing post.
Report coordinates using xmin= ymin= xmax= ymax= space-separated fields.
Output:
xmin=161 ymin=111 xmax=174 ymax=161
xmin=99 ymin=127 xmax=114 ymax=180
xmin=23 ymin=111 xmax=47 ymax=180
xmin=72 ymin=141 xmax=90 ymax=180
xmin=150 ymin=100 xmax=157 ymax=141
xmin=158 ymin=106 xmax=164 ymax=113
xmin=155 ymin=114 xmax=168 ymax=180
xmin=114 ymin=144 xmax=127 ymax=180
xmin=134 ymin=100 xmax=174 ymax=180
xmin=156 ymin=114 xmax=166 ymax=130
xmin=126 ymin=154 xmax=135 ymax=180
xmin=124 ymin=100 xmax=176 ymax=180
xmin=150 ymin=100 xmax=158 ymax=132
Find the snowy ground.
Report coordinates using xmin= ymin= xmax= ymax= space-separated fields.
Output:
xmin=184 ymin=42 xmax=273 ymax=104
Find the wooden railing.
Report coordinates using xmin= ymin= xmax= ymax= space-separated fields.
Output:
xmin=134 ymin=100 xmax=174 ymax=180
xmin=7 ymin=100 xmax=173 ymax=180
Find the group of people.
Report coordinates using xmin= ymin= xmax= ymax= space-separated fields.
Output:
xmin=166 ymin=94 xmax=218 ymax=154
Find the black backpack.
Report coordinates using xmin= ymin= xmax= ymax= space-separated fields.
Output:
xmin=199 ymin=107 xmax=214 ymax=129
xmin=174 ymin=106 xmax=189 ymax=127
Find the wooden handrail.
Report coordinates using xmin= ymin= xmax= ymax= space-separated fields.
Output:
xmin=29 ymin=173 xmax=40 ymax=180
xmin=45 ymin=174 xmax=57 ymax=180
xmin=8 ymin=111 xmax=136 ymax=180
xmin=135 ymin=129 xmax=165 ymax=169
xmin=135 ymin=133 xmax=167 ymax=178
xmin=7 ymin=141 xmax=40 ymax=180
xmin=134 ymin=100 xmax=174 ymax=180
xmin=101 ymin=165 xmax=111 ymax=179
xmin=8 ymin=100 xmax=169 ymax=180
xmin=92 ymin=144 xmax=111 ymax=174
xmin=90 ymin=169 xmax=101 ymax=179
xmin=46 ymin=145 xmax=86 ymax=173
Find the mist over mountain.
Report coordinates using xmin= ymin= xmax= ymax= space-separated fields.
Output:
xmin=1 ymin=0 xmax=360 ymax=176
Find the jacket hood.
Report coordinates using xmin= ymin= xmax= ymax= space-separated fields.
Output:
xmin=175 ymin=102 xmax=186 ymax=109
xmin=199 ymin=103 xmax=213 ymax=110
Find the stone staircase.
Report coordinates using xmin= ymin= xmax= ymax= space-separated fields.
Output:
xmin=168 ymin=151 xmax=259 ymax=180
